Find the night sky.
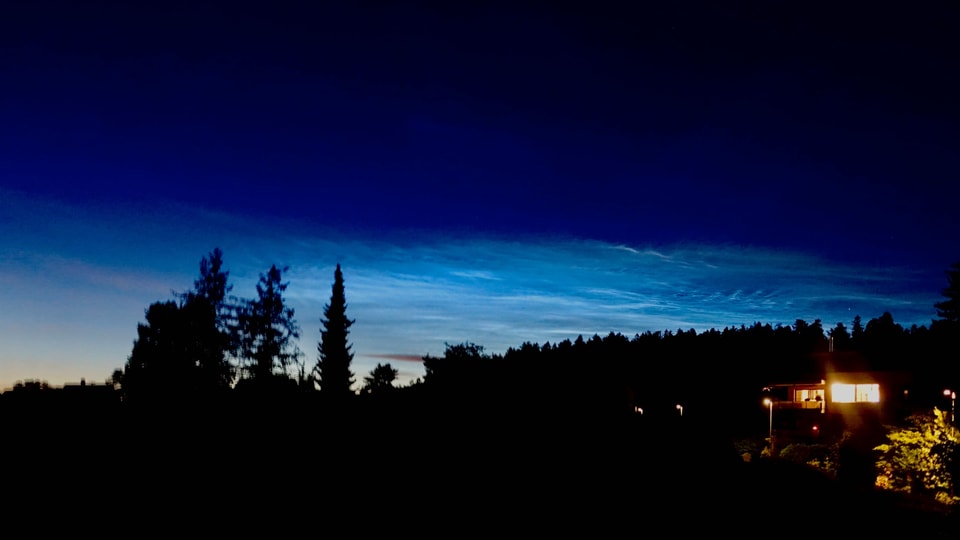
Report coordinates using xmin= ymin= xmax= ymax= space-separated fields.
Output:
xmin=2 ymin=1 xmax=958 ymax=389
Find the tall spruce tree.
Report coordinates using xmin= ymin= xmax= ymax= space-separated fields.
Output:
xmin=315 ymin=263 xmax=355 ymax=397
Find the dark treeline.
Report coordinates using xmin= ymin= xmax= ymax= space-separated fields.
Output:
xmin=8 ymin=314 xmax=957 ymax=431
xmin=423 ymin=314 xmax=960 ymax=430
xmin=4 ymin=249 xmax=959 ymax=435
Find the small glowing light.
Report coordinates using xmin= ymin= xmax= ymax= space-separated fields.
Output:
xmin=812 ymin=425 xmax=819 ymax=432
xmin=763 ymin=398 xmax=772 ymax=406
xmin=945 ymin=389 xmax=953 ymax=397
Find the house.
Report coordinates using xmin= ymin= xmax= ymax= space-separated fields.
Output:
xmin=762 ymin=351 xmax=913 ymax=441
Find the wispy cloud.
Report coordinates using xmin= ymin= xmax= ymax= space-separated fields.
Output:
xmin=365 ymin=353 xmax=424 ymax=363
xmin=450 ymin=270 xmax=501 ymax=281
xmin=0 ymin=251 xmax=179 ymax=295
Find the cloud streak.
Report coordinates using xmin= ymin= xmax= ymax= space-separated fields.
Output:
xmin=366 ymin=354 xmax=424 ymax=363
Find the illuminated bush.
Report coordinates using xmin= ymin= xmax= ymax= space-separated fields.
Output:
xmin=874 ymin=408 xmax=959 ymax=504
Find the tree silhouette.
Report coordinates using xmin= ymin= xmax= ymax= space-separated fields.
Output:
xmin=935 ymin=261 xmax=960 ymax=324
xmin=315 ymin=263 xmax=355 ymax=398
xmin=361 ymin=363 xmax=397 ymax=395
xmin=179 ymin=247 xmax=237 ymax=390
xmin=12 ymin=379 xmax=50 ymax=392
xmin=110 ymin=368 xmax=123 ymax=389
xmin=422 ymin=341 xmax=495 ymax=393
xmin=828 ymin=322 xmax=851 ymax=351
xmin=852 ymin=315 xmax=864 ymax=347
xmin=188 ymin=248 xmax=232 ymax=311
xmin=237 ymin=265 xmax=301 ymax=382
xmin=121 ymin=248 xmax=240 ymax=402
xmin=123 ymin=300 xmax=194 ymax=401
xmin=793 ymin=318 xmax=827 ymax=354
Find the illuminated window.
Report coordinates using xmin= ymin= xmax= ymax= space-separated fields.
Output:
xmin=832 ymin=384 xmax=855 ymax=403
xmin=795 ymin=389 xmax=825 ymax=402
xmin=857 ymin=384 xmax=880 ymax=403
xmin=831 ymin=383 xmax=880 ymax=403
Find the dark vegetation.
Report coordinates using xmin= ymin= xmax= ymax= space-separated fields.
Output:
xmin=4 ymin=249 xmax=960 ymax=534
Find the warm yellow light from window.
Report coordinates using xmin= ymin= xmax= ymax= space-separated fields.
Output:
xmin=832 ymin=383 xmax=855 ymax=403
xmin=795 ymin=388 xmax=825 ymax=402
xmin=831 ymin=383 xmax=879 ymax=403
xmin=858 ymin=384 xmax=880 ymax=403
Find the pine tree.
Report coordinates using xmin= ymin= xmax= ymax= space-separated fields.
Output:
xmin=851 ymin=315 xmax=864 ymax=347
xmin=935 ymin=261 xmax=960 ymax=324
xmin=828 ymin=322 xmax=851 ymax=351
xmin=180 ymin=247 xmax=237 ymax=390
xmin=238 ymin=264 xmax=301 ymax=382
xmin=315 ymin=263 xmax=355 ymax=398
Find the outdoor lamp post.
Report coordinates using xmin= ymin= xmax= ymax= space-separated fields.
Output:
xmin=676 ymin=404 xmax=683 ymax=417
xmin=763 ymin=398 xmax=773 ymax=440
xmin=945 ymin=389 xmax=956 ymax=425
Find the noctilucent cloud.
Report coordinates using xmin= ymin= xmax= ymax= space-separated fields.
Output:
xmin=0 ymin=189 xmax=946 ymax=389
xmin=1 ymin=2 xmax=957 ymax=389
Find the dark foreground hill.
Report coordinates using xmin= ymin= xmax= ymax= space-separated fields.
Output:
xmin=4 ymin=404 xmax=958 ymax=537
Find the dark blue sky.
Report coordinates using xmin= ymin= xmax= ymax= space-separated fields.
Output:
xmin=1 ymin=2 xmax=958 ymax=387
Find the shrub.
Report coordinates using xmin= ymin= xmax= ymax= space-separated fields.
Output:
xmin=874 ymin=408 xmax=959 ymax=504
